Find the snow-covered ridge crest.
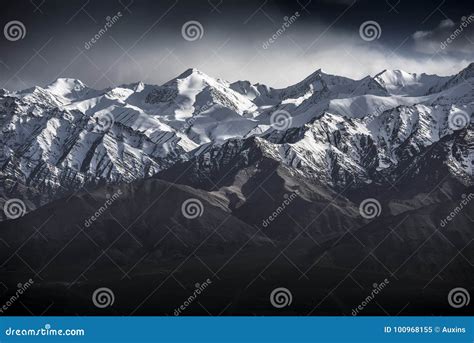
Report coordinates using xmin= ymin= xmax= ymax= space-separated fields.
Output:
xmin=0 ymin=64 xmax=472 ymax=215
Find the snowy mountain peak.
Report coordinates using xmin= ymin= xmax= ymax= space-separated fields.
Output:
xmin=427 ymin=63 xmax=474 ymax=95
xmin=463 ymin=62 xmax=474 ymax=70
xmin=160 ymin=68 xmax=225 ymax=95
xmin=457 ymin=62 xmax=474 ymax=79
xmin=173 ymin=68 xmax=213 ymax=81
xmin=178 ymin=67 xmax=203 ymax=75
xmin=122 ymin=81 xmax=145 ymax=92
xmin=375 ymin=69 xmax=415 ymax=85
xmin=44 ymin=78 xmax=92 ymax=101
xmin=308 ymin=68 xmax=323 ymax=77
xmin=374 ymin=68 xmax=449 ymax=96
xmin=298 ymin=68 xmax=331 ymax=84
xmin=1 ymin=64 xmax=472 ymax=217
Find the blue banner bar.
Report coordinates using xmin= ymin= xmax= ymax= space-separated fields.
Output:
xmin=0 ymin=317 xmax=472 ymax=342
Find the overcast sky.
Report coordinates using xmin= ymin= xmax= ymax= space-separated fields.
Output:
xmin=1 ymin=0 xmax=473 ymax=90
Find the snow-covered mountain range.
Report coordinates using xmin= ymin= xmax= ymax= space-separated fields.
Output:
xmin=1 ymin=64 xmax=473 ymax=216
xmin=1 ymin=64 xmax=473 ymax=316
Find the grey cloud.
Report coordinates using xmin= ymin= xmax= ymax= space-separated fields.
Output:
xmin=412 ymin=15 xmax=474 ymax=54
xmin=1 ymin=0 xmax=473 ymax=91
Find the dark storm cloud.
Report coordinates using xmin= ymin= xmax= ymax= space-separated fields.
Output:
xmin=0 ymin=0 xmax=473 ymax=90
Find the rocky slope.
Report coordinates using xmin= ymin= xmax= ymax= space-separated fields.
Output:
xmin=0 ymin=64 xmax=473 ymax=315
xmin=0 ymin=64 xmax=472 ymax=218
